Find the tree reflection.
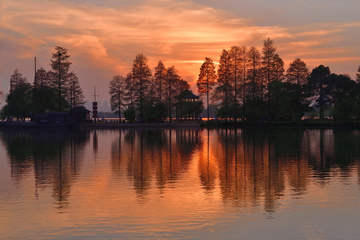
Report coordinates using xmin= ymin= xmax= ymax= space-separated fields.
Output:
xmin=109 ymin=128 xmax=360 ymax=213
xmin=1 ymin=129 xmax=90 ymax=209
xmin=4 ymin=127 xmax=360 ymax=215
xmin=110 ymin=129 xmax=201 ymax=201
xmin=213 ymin=128 xmax=360 ymax=215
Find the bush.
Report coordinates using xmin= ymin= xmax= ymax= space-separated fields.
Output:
xmin=124 ymin=108 xmax=136 ymax=123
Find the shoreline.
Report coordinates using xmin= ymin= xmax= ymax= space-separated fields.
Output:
xmin=2 ymin=120 xmax=360 ymax=130
xmin=77 ymin=122 xmax=201 ymax=129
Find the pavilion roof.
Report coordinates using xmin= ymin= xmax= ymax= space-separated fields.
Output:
xmin=175 ymin=90 xmax=199 ymax=100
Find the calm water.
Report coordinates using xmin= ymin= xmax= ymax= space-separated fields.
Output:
xmin=1 ymin=128 xmax=360 ymax=239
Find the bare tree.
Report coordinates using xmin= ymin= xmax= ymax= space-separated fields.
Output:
xmin=261 ymin=38 xmax=278 ymax=122
xmin=213 ymin=49 xmax=233 ymax=121
xmin=132 ymin=54 xmax=151 ymax=122
xmin=33 ymin=68 xmax=54 ymax=113
xmin=124 ymin=72 xmax=136 ymax=110
xmin=197 ymin=57 xmax=217 ymax=122
xmin=240 ymin=47 xmax=248 ymax=121
xmin=166 ymin=65 xmax=181 ymax=122
xmin=50 ymin=46 xmax=71 ymax=112
xmin=154 ymin=60 xmax=167 ymax=103
xmin=109 ymin=75 xmax=127 ymax=121
xmin=67 ymin=72 xmax=84 ymax=109
xmin=247 ymin=47 xmax=262 ymax=121
xmin=229 ymin=46 xmax=243 ymax=122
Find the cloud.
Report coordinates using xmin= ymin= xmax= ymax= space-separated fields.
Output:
xmin=1 ymin=0 xmax=359 ymax=101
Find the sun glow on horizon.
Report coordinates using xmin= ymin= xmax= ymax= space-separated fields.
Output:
xmin=1 ymin=0 xmax=359 ymax=102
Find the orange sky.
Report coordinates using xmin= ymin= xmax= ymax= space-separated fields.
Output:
xmin=0 ymin=0 xmax=359 ymax=106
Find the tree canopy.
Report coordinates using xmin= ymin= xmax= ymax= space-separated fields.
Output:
xmin=1 ymin=46 xmax=85 ymax=120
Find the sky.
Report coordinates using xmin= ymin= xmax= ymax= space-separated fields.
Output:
xmin=0 ymin=0 xmax=359 ymax=107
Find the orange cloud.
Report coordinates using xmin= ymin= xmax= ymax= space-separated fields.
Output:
xmin=19 ymin=36 xmax=46 ymax=58
xmin=1 ymin=0 xmax=359 ymax=100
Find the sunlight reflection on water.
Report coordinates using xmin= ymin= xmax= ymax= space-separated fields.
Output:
xmin=0 ymin=128 xmax=360 ymax=239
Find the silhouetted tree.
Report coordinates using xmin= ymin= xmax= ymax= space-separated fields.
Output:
xmin=308 ymin=65 xmax=333 ymax=119
xmin=247 ymin=47 xmax=262 ymax=121
xmin=197 ymin=57 xmax=217 ymax=122
xmin=268 ymin=80 xmax=290 ymax=120
xmin=332 ymin=74 xmax=359 ymax=122
xmin=229 ymin=46 xmax=243 ymax=122
xmin=166 ymin=65 xmax=181 ymax=122
xmin=142 ymin=77 xmax=168 ymax=122
xmin=132 ymin=54 xmax=151 ymax=122
xmin=286 ymin=58 xmax=309 ymax=121
xmin=212 ymin=49 xmax=233 ymax=120
xmin=50 ymin=46 xmax=72 ymax=112
xmin=240 ymin=47 xmax=248 ymax=121
xmin=262 ymin=38 xmax=279 ymax=122
xmin=154 ymin=60 xmax=167 ymax=103
xmin=67 ymin=72 xmax=84 ymax=109
xmin=356 ymin=66 xmax=360 ymax=82
xmin=109 ymin=75 xmax=127 ymax=121
xmin=270 ymin=54 xmax=285 ymax=121
xmin=124 ymin=72 xmax=136 ymax=110
xmin=3 ymin=69 xmax=32 ymax=120
xmin=33 ymin=68 xmax=56 ymax=114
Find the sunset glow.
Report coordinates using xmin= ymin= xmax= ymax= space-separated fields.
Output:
xmin=1 ymin=0 xmax=359 ymax=104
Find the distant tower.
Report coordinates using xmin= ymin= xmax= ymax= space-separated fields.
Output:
xmin=92 ymin=87 xmax=99 ymax=121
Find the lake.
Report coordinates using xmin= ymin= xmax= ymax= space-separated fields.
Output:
xmin=0 ymin=128 xmax=360 ymax=239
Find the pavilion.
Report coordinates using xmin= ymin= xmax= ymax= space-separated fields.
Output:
xmin=174 ymin=90 xmax=202 ymax=123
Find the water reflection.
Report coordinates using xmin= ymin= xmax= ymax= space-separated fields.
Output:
xmin=111 ymin=129 xmax=201 ymax=200
xmin=1 ymin=129 xmax=90 ymax=208
xmin=2 ymin=128 xmax=360 ymax=214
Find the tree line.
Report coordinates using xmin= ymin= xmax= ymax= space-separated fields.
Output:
xmin=1 ymin=46 xmax=85 ymax=120
xmin=198 ymin=38 xmax=360 ymax=123
xmin=109 ymin=54 xmax=197 ymax=122
xmin=3 ymin=42 xmax=360 ymax=124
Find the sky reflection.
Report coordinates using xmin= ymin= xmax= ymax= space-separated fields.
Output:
xmin=0 ymin=128 xmax=360 ymax=239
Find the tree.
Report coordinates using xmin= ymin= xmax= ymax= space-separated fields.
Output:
xmin=229 ymin=46 xmax=243 ymax=122
xmin=165 ymin=65 xmax=181 ymax=122
xmin=308 ymin=65 xmax=333 ymax=119
xmin=109 ymin=75 xmax=127 ymax=121
xmin=213 ymin=49 xmax=233 ymax=120
xmin=261 ymin=38 xmax=279 ymax=122
xmin=50 ymin=46 xmax=71 ymax=112
xmin=4 ymin=69 xmax=32 ymax=120
xmin=247 ymin=47 xmax=262 ymax=121
xmin=240 ymin=47 xmax=248 ymax=121
xmin=197 ymin=57 xmax=217 ymax=122
xmin=132 ymin=54 xmax=151 ymax=122
xmin=154 ymin=60 xmax=167 ymax=103
xmin=33 ymin=68 xmax=56 ymax=114
xmin=356 ymin=66 xmax=360 ymax=82
xmin=10 ymin=69 xmax=29 ymax=92
xmin=270 ymin=54 xmax=285 ymax=121
xmin=332 ymin=74 xmax=359 ymax=122
xmin=268 ymin=79 xmax=295 ymax=121
xmin=124 ymin=72 xmax=136 ymax=110
xmin=67 ymin=72 xmax=84 ymax=109
xmin=285 ymin=58 xmax=309 ymax=121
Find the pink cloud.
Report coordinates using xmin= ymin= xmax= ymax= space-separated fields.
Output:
xmin=1 ymin=0 xmax=359 ymax=104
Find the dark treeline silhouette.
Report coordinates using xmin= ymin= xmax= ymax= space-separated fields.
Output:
xmin=205 ymin=38 xmax=360 ymax=123
xmin=109 ymin=54 xmax=201 ymax=123
xmin=1 ymin=46 xmax=85 ymax=120
xmin=3 ymin=42 xmax=359 ymax=123
xmin=111 ymin=39 xmax=360 ymax=124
